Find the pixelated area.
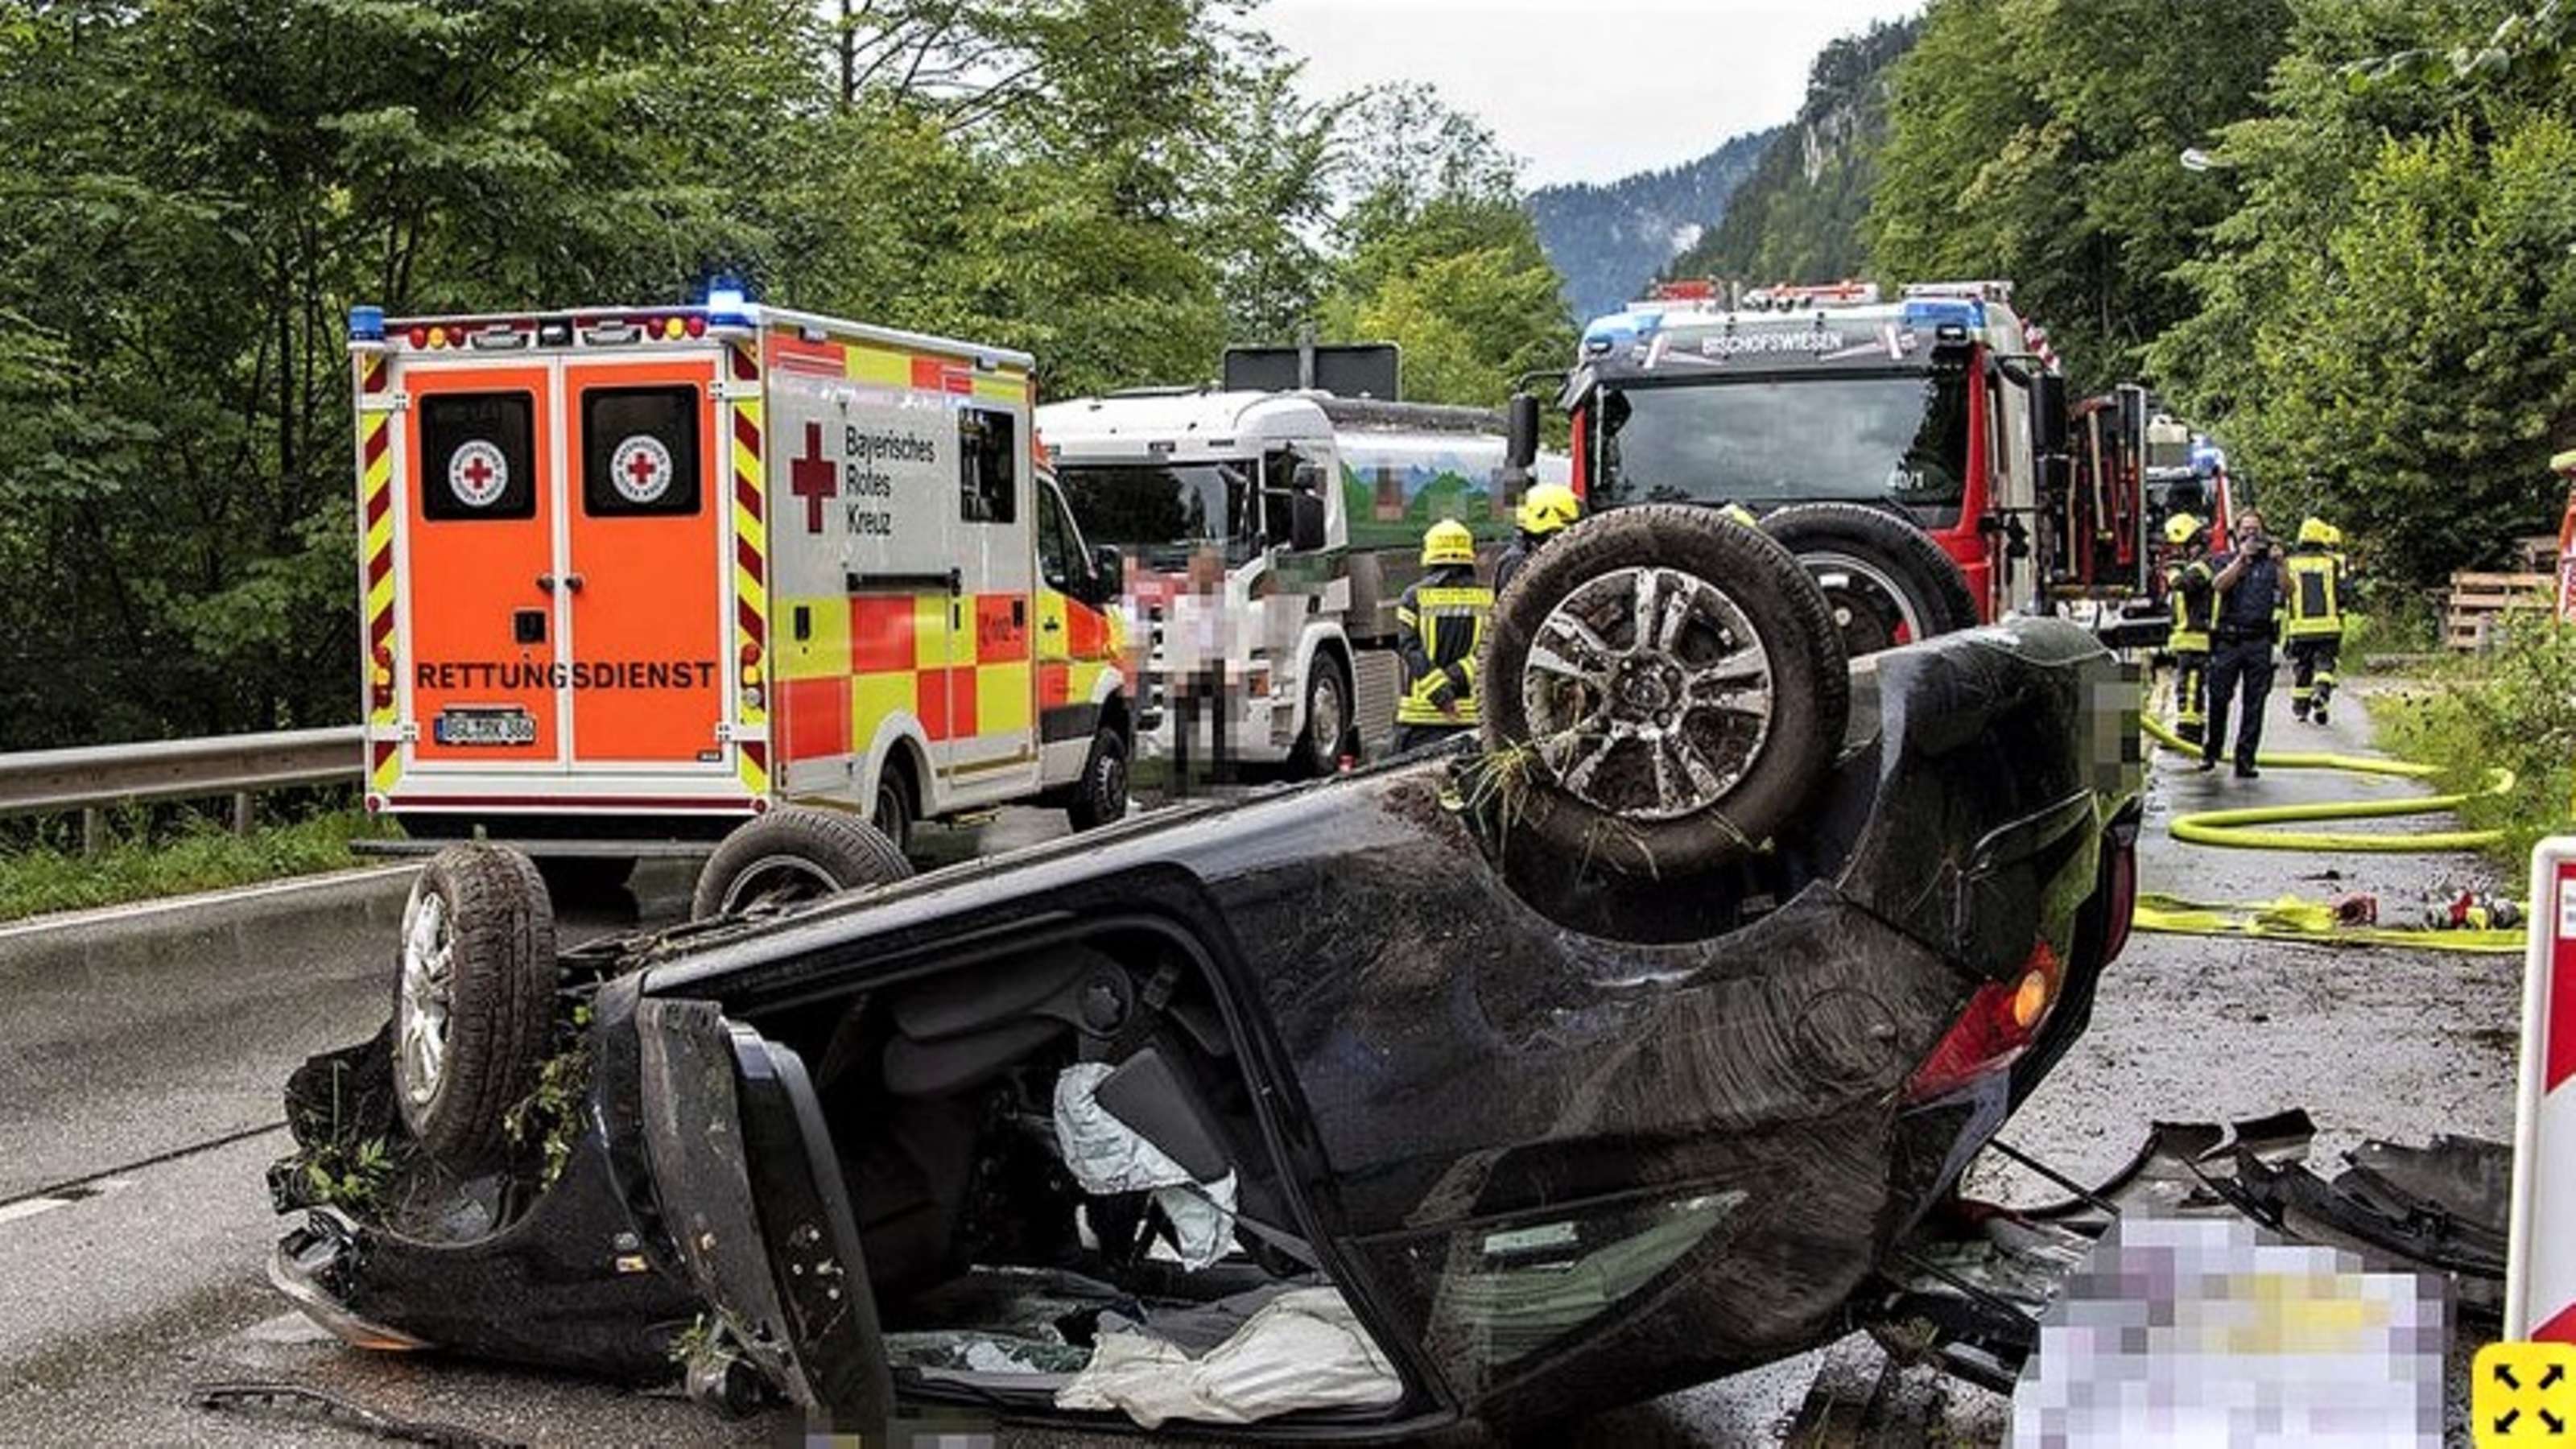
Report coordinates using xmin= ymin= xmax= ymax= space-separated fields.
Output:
xmin=2012 ymin=1214 xmax=2444 ymax=1447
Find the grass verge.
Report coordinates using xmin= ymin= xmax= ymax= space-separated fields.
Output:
xmin=0 ymin=807 xmax=398 ymax=923
xmin=2369 ymin=613 xmax=2576 ymax=869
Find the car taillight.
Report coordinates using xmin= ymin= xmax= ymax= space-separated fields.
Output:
xmin=1905 ymin=941 xmax=2063 ymax=1102
xmin=738 ymin=641 xmax=764 ymax=712
xmin=370 ymin=644 xmax=395 ymax=711
xmin=2100 ymin=840 xmax=2138 ymax=966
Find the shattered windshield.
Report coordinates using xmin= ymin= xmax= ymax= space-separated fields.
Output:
xmin=1057 ymin=463 xmax=1261 ymax=569
xmin=1591 ymin=369 xmax=1971 ymax=527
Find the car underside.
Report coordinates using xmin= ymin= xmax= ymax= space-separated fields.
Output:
xmin=270 ymin=594 xmax=2141 ymax=1440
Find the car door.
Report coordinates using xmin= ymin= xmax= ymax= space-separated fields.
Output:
xmin=944 ymin=400 xmax=1039 ymax=799
xmin=634 ymin=997 xmax=890 ymax=1426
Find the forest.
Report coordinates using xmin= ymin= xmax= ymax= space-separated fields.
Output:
xmin=0 ymin=0 xmax=1571 ymax=749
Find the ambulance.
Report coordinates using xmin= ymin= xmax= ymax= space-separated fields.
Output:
xmin=347 ymin=294 xmax=1132 ymax=886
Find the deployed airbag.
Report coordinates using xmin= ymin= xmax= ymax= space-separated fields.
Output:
xmin=1052 ymin=1062 xmax=1238 ymax=1270
xmin=1055 ymin=1286 xmax=1404 ymax=1428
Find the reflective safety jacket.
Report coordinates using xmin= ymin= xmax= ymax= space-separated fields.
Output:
xmin=1396 ymin=566 xmax=1492 ymax=725
xmin=2164 ymin=557 xmax=2215 ymax=654
xmin=2283 ymin=545 xmax=2344 ymax=640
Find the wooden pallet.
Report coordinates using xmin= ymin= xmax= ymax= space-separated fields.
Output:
xmin=2446 ymin=570 xmax=2555 ymax=650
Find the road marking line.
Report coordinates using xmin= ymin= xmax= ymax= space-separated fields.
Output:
xmin=0 ymin=1176 xmax=130 ymax=1227
xmin=0 ymin=865 xmax=418 ymax=943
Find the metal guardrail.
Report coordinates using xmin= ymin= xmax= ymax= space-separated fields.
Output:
xmin=0 ymin=727 xmax=363 ymax=850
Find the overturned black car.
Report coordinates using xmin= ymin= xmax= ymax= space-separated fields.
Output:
xmin=270 ymin=506 xmax=2142 ymax=1440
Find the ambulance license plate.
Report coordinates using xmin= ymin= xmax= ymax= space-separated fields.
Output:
xmin=434 ymin=708 xmax=537 ymax=747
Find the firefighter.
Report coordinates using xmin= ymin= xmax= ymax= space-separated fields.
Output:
xmin=2284 ymin=515 xmax=2347 ymax=724
xmin=1393 ymin=519 xmax=1492 ymax=754
xmin=2161 ymin=512 xmax=2215 ymax=746
xmin=2201 ymin=509 xmax=2287 ymax=778
xmin=1495 ymin=482 xmax=1580 ymax=596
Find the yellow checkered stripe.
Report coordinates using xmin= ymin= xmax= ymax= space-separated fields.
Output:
xmin=357 ymin=353 xmax=400 ymax=793
xmin=729 ymin=341 xmax=771 ymax=798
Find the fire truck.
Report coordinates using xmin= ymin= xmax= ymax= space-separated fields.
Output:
xmin=345 ymin=295 xmax=1132 ymax=890
xmin=1525 ymin=279 xmax=2153 ymax=628
xmin=1037 ymin=390 xmax=1562 ymax=769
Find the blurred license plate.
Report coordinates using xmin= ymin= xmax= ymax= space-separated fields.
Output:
xmin=434 ymin=708 xmax=536 ymax=747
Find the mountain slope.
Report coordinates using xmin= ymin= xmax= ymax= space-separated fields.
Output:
xmin=1525 ymin=129 xmax=1778 ymax=321
xmin=1665 ymin=19 xmax=1919 ymax=286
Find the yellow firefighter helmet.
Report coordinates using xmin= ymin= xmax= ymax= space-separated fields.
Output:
xmin=2298 ymin=515 xmax=2334 ymax=546
xmin=1422 ymin=518 xmax=1477 ymax=568
xmin=1516 ymin=483 xmax=1581 ymax=538
xmin=2164 ymin=512 xmax=2205 ymax=546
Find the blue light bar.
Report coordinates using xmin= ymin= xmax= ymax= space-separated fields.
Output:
xmin=347 ymin=305 xmax=386 ymax=343
xmin=1900 ymin=298 xmax=1983 ymax=332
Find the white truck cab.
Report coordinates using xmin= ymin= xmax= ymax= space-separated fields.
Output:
xmin=1038 ymin=390 xmax=1542 ymax=769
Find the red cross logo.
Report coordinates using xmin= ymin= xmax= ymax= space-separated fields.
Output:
xmin=447 ymin=440 xmax=508 ymax=507
xmin=791 ymin=422 xmax=837 ymax=533
xmin=609 ymin=434 xmax=675 ymax=505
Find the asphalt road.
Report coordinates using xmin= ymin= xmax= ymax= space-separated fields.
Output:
xmin=0 ymin=689 xmax=2522 ymax=1447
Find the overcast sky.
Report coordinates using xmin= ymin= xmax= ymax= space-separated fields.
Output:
xmin=1257 ymin=0 xmax=1926 ymax=188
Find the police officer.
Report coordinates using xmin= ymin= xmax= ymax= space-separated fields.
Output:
xmin=1393 ymin=519 xmax=1492 ymax=754
xmin=2161 ymin=513 xmax=2215 ymax=746
xmin=1494 ymin=482 xmax=1579 ymax=596
xmin=2202 ymin=510 xmax=2287 ymax=778
xmin=2284 ymin=515 xmax=2347 ymax=725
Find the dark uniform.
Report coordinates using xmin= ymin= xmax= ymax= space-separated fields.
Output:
xmin=1391 ymin=564 xmax=1491 ymax=755
xmin=2203 ymin=544 xmax=2285 ymax=774
xmin=1493 ymin=539 xmax=1535 ymax=597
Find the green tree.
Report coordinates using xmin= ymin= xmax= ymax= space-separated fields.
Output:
xmin=1868 ymin=0 xmax=2293 ymax=386
xmin=1315 ymin=89 xmax=1573 ymax=406
xmin=2150 ymin=0 xmax=2576 ymax=590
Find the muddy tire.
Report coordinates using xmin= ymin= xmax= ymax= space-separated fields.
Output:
xmin=1761 ymin=502 xmax=1979 ymax=656
xmin=1290 ymin=654 xmax=1352 ymax=778
xmin=871 ymin=764 xmax=914 ymax=855
xmin=392 ymin=844 xmax=558 ymax=1173
xmin=1064 ymin=726 xmax=1131 ymax=832
xmin=1480 ymin=504 xmax=1847 ymax=877
xmin=691 ymin=807 xmax=912 ymax=921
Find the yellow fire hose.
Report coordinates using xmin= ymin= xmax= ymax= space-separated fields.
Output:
xmin=2137 ymin=712 xmax=2512 ymax=853
xmin=2131 ymin=711 xmax=2522 ymax=952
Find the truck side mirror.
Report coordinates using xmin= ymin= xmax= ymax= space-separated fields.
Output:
xmin=1293 ymin=461 xmax=1327 ymax=494
xmin=1290 ymin=490 xmax=1327 ymax=552
xmin=2031 ymin=374 xmax=2069 ymax=458
xmin=1091 ymin=544 xmax=1125 ymax=599
xmin=1505 ymin=393 xmax=1541 ymax=473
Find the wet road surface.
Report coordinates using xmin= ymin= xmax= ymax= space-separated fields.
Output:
xmin=0 ymin=690 xmax=2521 ymax=1445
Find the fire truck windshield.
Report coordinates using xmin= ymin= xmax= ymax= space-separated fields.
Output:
xmin=1057 ymin=462 xmax=1261 ymax=568
xmin=1591 ymin=369 xmax=1971 ymax=527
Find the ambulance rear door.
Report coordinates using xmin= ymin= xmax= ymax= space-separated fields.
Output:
xmin=398 ymin=360 xmax=567 ymax=774
xmin=561 ymin=353 xmax=730 ymax=774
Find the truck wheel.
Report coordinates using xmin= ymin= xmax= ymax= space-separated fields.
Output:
xmin=871 ymin=766 xmax=914 ymax=855
xmin=1291 ymin=654 xmax=1352 ymax=777
xmin=534 ymin=856 xmax=634 ymax=902
xmin=1065 ymin=726 xmax=1130 ymax=832
xmin=691 ymin=807 xmax=912 ymax=921
xmin=1761 ymin=502 xmax=1979 ymax=655
xmin=1481 ymin=504 xmax=1847 ymax=877
xmin=392 ymin=844 xmax=558 ymax=1173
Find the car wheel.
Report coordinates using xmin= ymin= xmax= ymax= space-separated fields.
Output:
xmin=871 ymin=768 xmax=913 ymax=855
xmin=1292 ymin=656 xmax=1350 ymax=777
xmin=1065 ymin=726 xmax=1130 ymax=831
xmin=533 ymin=855 xmax=634 ymax=902
xmin=1480 ymin=503 xmax=1848 ymax=877
xmin=392 ymin=844 xmax=558 ymax=1173
xmin=691 ymin=807 xmax=913 ymax=921
xmin=1761 ymin=502 xmax=1980 ymax=655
